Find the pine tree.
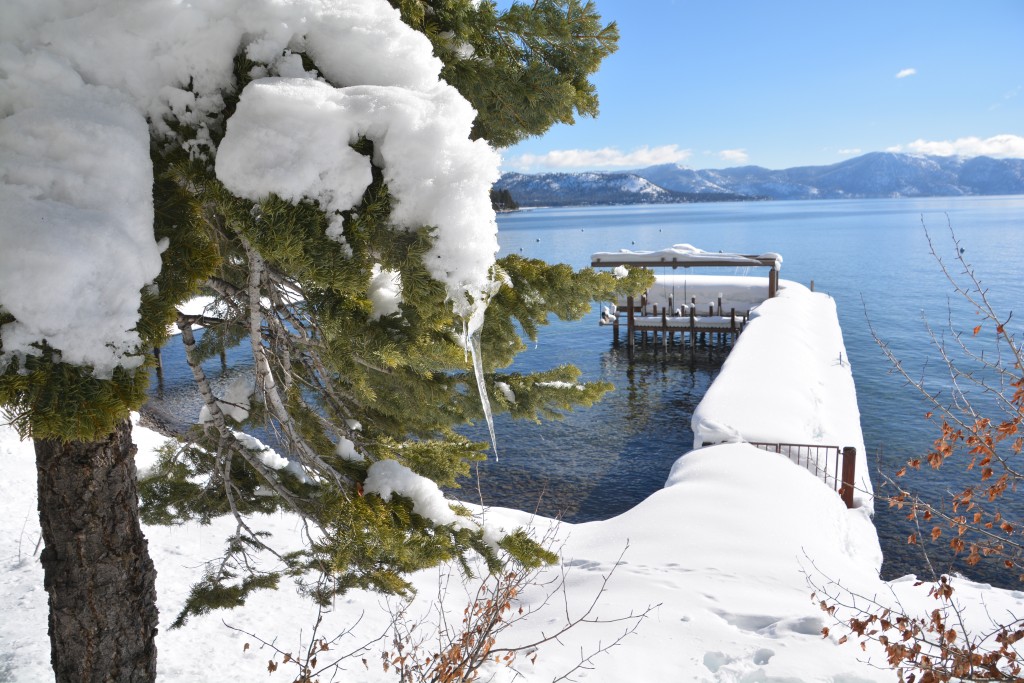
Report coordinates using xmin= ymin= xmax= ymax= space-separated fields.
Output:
xmin=390 ymin=0 xmax=620 ymax=147
xmin=140 ymin=105 xmax=650 ymax=626
xmin=491 ymin=187 xmax=519 ymax=211
xmin=0 ymin=1 xmax=633 ymax=680
xmin=0 ymin=167 xmax=214 ymax=681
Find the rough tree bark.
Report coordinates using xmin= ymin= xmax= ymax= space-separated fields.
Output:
xmin=35 ymin=417 xmax=159 ymax=683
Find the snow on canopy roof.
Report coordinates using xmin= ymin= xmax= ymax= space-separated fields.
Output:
xmin=591 ymin=244 xmax=782 ymax=270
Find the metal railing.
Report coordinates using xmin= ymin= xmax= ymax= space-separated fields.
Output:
xmin=749 ymin=442 xmax=857 ymax=508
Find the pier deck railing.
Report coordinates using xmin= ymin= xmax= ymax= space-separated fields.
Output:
xmin=607 ymin=294 xmax=749 ymax=351
xmin=748 ymin=442 xmax=857 ymax=508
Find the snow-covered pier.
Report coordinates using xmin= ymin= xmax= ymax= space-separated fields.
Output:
xmin=592 ymin=245 xmax=782 ymax=352
xmin=593 ymin=245 xmax=868 ymax=509
xmin=688 ymin=280 xmax=873 ymax=510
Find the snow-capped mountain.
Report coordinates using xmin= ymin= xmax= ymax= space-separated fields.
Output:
xmin=496 ymin=153 xmax=1024 ymax=206
xmin=494 ymin=171 xmax=753 ymax=207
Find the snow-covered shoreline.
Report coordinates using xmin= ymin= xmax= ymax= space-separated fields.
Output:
xmin=4 ymin=281 xmax=1024 ymax=681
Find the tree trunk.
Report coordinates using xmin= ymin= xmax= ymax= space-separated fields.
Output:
xmin=35 ymin=417 xmax=159 ymax=683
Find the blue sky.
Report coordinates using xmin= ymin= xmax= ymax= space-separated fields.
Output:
xmin=500 ymin=0 xmax=1024 ymax=173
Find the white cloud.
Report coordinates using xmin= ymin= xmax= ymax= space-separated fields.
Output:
xmin=506 ymin=144 xmax=691 ymax=171
xmin=989 ymin=86 xmax=1021 ymax=111
xmin=895 ymin=68 xmax=917 ymax=79
xmin=890 ymin=134 xmax=1024 ymax=158
xmin=838 ymin=148 xmax=862 ymax=156
xmin=717 ymin=148 xmax=749 ymax=164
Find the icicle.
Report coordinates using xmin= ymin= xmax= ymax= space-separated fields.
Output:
xmin=457 ymin=272 xmax=506 ymax=460
xmin=468 ymin=326 xmax=498 ymax=461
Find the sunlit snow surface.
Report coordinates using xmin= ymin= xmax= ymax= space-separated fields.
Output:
xmin=4 ymin=286 xmax=1024 ymax=681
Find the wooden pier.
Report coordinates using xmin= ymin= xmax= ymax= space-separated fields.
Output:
xmin=605 ymin=293 xmax=748 ymax=351
xmin=592 ymin=245 xmax=782 ymax=355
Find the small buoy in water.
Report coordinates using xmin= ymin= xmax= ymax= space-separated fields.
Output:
xmin=536 ymin=238 xmax=540 ymax=242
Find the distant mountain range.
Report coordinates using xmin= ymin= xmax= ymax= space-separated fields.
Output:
xmin=495 ymin=152 xmax=1024 ymax=206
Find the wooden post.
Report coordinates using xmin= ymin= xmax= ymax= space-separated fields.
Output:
xmin=768 ymin=267 xmax=778 ymax=298
xmin=840 ymin=447 xmax=857 ymax=509
xmin=717 ymin=295 xmax=723 ymax=316
xmin=651 ymin=304 xmax=657 ymax=345
xmin=661 ymin=308 xmax=668 ymax=350
xmin=627 ymin=295 xmax=635 ymax=354
xmin=689 ymin=305 xmax=696 ymax=349
xmin=613 ymin=310 xmax=620 ymax=345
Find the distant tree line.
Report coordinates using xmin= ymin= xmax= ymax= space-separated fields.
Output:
xmin=490 ymin=187 xmax=519 ymax=211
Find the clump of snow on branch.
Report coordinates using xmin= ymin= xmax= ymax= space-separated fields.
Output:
xmin=211 ymin=27 xmax=500 ymax=329
xmin=365 ymin=459 xmax=503 ymax=545
xmin=367 ymin=264 xmax=403 ymax=319
xmin=335 ymin=436 xmax=364 ymax=462
xmin=232 ymin=430 xmax=290 ymax=471
xmin=0 ymin=47 xmax=163 ymax=376
xmin=0 ymin=0 xmax=500 ymax=376
xmin=538 ymin=381 xmax=584 ymax=390
xmin=495 ymin=381 xmax=516 ymax=404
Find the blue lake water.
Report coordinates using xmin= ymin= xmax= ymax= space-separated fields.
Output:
xmin=148 ymin=195 xmax=1024 ymax=587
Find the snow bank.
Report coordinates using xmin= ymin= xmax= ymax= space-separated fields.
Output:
xmin=507 ymin=443 xmax=885 ymax=681
xmin=0 ymin=425 xmax=879 ymax=681
xmin=3 ymin=406 xmax=1024 ymax=680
